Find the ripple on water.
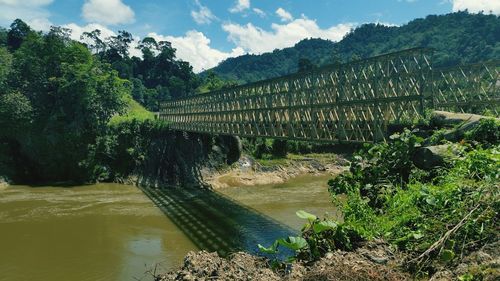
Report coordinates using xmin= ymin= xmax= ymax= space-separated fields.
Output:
xmin=0 ymin=184 xmax=163 ymax=223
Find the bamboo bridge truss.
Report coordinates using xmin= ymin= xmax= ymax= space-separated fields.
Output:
xmin=160 ymin=48 xmax=499 ymax=143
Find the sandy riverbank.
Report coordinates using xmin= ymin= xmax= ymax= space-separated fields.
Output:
xmin=202 ymin=153 xmax=349 ymax=189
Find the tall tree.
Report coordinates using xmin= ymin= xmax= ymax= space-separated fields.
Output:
xmin=7 ymin=19 xmax=32 ymax=51
xmin=298 ymin=58 xmax=316 ymax=73
xmin=81 ymin=29 xmax=106 ymax=55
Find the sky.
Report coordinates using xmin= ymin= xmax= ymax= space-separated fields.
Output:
xmin=0 ymin=0 xmax=499 ymax=72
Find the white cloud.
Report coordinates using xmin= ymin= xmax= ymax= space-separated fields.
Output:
xmin=275 ymin=8 xmax=293 ymax=22
xmin=229 ymin=0 xmax=250 ymax=13
xmin=27 ymin=17 xmax=52 ymax=30
xmin=191 ymin=0 xmax=217 ymax=24
xmin=0 ymin=0 xmax=53 ymax=6
xmin=148 ymin=31 xmax=245 ymax=73
xmin=63 ymin=22 xmax=116 ymax=42
xmin=0 ymin=0 xmax=53 ymax=29
xmin=82 ymin=0 xmax=135 ymax=25
xmin=64 ymin=23 xmax=238 ymax=72
xmin=222 ymin=17 xmax=354 ymax=54
xmin=253 ymin=8 xmax=266 ymax=17
xmin=64 ymin=22 xmax=144 ymax=57
xmin=451 ymin=0 xmax=500 ymax=14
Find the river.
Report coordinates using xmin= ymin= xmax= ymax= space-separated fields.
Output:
xmin=0 ymin=174 xmax=335 ymax=281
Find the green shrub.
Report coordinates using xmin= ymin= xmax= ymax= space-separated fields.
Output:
xmin=258 ymin=210 xmax=363 ymax=262
xmin=465 ymin=118 xmax=500 ymax=146
xmin=271 ymin=139 xmax=288 ymax=157
xmin=253 ymin=138 xmax=269 ymax=159
xmin=329 ymin=135 xmax=499 ymax=275
xmin=329 ymin=129 xmax=422 ymax=209
xmin=83 ymin=119 xmax=170 ymax=181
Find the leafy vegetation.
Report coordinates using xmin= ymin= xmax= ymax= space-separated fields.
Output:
xmin=78 ymin=29 xmax=199 ymax=111
xmin=108 ymin=95 xmax=155 ymax=126
xmin=207 ymin=12 xmax=500 ymax=83
xmin=327 ymin=122 xmax=499 ymax=276
xmin=258 ymin=119 xmax=498 ymax=279
xmin=242 ymin=137 xmax=346 ymax=161
xmin=0 ymin=20 xmax=192 ymax=183
xmin=258 ymin=210 xmax=362 ymax=262
xmin=84 ymin=119 xmax=170 ymax=182
xmin=196 ymin=71 xmax=238 ymax=94
xmin=0 ymin=23 xmax=132 ymax=182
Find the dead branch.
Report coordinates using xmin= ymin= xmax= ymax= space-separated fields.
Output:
xmin=409 ymin=204 xmax=481 ymax=264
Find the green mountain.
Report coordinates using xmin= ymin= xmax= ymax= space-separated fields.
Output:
xmin=207 ymin=12 xmax=500 ymax=84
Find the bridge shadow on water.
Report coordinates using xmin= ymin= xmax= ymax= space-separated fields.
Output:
xmin=139 ymin=186 xmax=296 ymax=258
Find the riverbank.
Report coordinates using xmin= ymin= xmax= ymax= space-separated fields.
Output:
xmin=159 ymin=239 xmax=500 ymax=281
xmin=203 ymin=153 xmax=349 ymax=189
xmin=159 ymin=240 xmax=410 ymax=281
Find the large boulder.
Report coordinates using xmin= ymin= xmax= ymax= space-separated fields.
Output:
xmin=430 ymin=111 xmax=484 ymax=128
xmin=216 ymin=135 xmax=242 ymax=165
xmin=413 ymin=144 xmax=458 ymax=170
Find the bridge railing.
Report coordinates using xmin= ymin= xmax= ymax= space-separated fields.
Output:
xmin=429 ymin=61 xmax=499 ymax=115
xmin=160 ymin=48 xmax=499 ymax=143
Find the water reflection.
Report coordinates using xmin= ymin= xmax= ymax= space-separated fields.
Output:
xmin=140 ymin=185 xmax=295 ymax=258
xmin=218 ymin=174 xmax=339 ymax=230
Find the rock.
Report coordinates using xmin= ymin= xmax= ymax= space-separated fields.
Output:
xmin=161 ymin=251 xmax=281 ymax=281
xmin=428 ymin=111 xmax=499 ymax=144
xmin=0 ymin=176 xmax=10 ymax=189
xmin=430 ymin=111 xmax=483 ymax=128
xmin=211 ymin=145 xmax=223 ymax=155
xmin=413 ymin=144 xmax=456 ymax=170
xmin=429 ymin=270 xmax=454 ymax=281
xmin=308 ymin=160 xmax=326 ymax=172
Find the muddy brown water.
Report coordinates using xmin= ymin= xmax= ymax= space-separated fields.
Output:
xmin=0 ymin=174 xmax=335 ymax=281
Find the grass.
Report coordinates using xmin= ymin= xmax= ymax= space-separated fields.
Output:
xmin=109 ymin=96 xmax=155 ymax=126
xmin=255 ymin=157 xmax=290 ymax=167
xmin=254 ymin=153 xmax=340 ymax=167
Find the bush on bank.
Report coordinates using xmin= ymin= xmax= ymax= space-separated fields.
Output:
xmin=83 ymin=119 xmax=170 ymax=182
xmin=327 ymin=120 xmax=499 ymax=278
xmin=259 ymin=118 xmax=498 ymax=280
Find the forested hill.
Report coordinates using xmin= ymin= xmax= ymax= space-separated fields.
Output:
xmin=207 ymin=12 xmax=500 ymax=84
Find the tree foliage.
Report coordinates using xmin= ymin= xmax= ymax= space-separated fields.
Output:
xmin=0 ymin=19 xmax=206 ymax=182
xmin=0 ymin=21 xmax=131 ymax=182
xmin=81 ymin=33 xmax=200 ymax=110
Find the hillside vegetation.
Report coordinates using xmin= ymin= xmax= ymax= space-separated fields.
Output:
xmin=207 ymin=12 xmax=500 ymax=83
xmin=0 ymin=20 xmax=191 ymax=183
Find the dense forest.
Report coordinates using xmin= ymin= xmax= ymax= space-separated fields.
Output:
xmin=207 ymin=12 xmax=500 ymax=83
xmin=0 ymin=19 xmax=199 ymax=183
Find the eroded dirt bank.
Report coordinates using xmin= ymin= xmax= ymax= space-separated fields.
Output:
xmin=159 ymin=240 xmax=410 ymax=281
xmin=159 ymin=239 xmax=500 ymax=281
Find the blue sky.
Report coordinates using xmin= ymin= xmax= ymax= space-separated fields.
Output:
xmin=1 ymin=0 xmax=498 ymax=71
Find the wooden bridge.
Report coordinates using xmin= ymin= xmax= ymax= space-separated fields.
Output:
xmin=160 ymin=48 xmax=499 ymax=143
